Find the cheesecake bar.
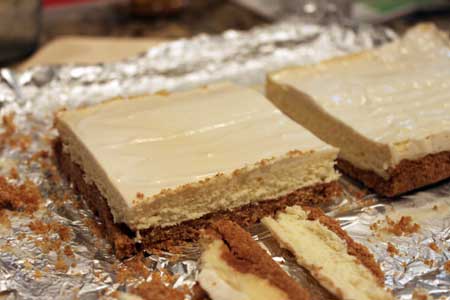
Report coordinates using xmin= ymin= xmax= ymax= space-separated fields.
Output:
xmin=267 ymin=23 xmax=450 ymax=196
xmin=54 ymin=82 xmax=340 ymax=258
xmin=198 ymin=220 xmax=310 ymax=300
xmin=262 ymin=206 xmax=393 ymax=300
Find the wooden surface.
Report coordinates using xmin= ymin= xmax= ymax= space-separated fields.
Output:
xmin=18 ymin=36 xmax=164 ymax=69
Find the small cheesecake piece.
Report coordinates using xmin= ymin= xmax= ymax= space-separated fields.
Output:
xmin=198 ymin=220 xmax=310 ymax=300
xmin=267 ymin=23 xmax=450 ymax=196
xmin=55 ymin=82 xmax=340 ymax=258
xmin=262 ymin=206 xmax=393 ymax=300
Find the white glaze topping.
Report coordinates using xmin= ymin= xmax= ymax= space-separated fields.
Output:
xmin=57 ymin=82 xmax=338 ymax=229
xmin=269 ymin=24 xmax=450 ymax=176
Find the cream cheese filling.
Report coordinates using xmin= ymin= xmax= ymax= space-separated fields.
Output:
xmin=262 ymin=206 xmax=393 ymax=300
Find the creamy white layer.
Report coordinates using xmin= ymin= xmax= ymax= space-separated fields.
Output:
xmin=198 ymin=239 xmax=290 ymax=300
xmin=262 ymin=206 xmax=393 ymax=300
xmin=56 ymin=82 xmax=338 ymax=230
xmin=267 ymin=24 xmax=450 ymax=178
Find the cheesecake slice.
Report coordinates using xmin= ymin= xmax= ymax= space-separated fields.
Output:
xmin=267 ymin=23 xmax=450 ymax=196
xmin=262 ymin=206 xmax=393 ymax=300
xmin=54 ymin=82 xmax=340 ymax=258
xmin=198 ymin=220 xmax=310 ymax=300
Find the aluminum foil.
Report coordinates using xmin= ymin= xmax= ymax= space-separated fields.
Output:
xmin=1 ymin=17 xmax=448 ymax=300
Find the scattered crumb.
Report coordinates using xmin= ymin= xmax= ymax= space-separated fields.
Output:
xmin=34 ymin=270 xmax=42 ymax=279
xmin=386 ymin=242 xmax=399 ymax=256
xmin=28 ymin=220 xmax=50 ymax=234
xmin=53 ymin=223 xmax=72 ymax=242
xmin=23 ymin=260 xmax=33 ymax=269
xmin=115 ymin=253 xmax=150 ymax=283
xmin=30 ymin=150 xmax=49 ymax=162
xmin=385 ymin=216 xmax=420 ymax=236
xmin=17 ymin=232 xmax=26 ymax=240
xmin=83 ymin=218 xmax=103 ymax=238
xmin=34 ymin=236 xmax=62 ymax=254
xmin=370 ymin=222 xmax=379 ymax=231
xmin=0 ymin=177 xmax=42 ymax=213
xmin=0 ymin=210 xmax=11 ymax=228
xmin=63 ymin=245 xmax=74 ymax=258
xmin=429 ymin=242 xmax=440 ymax=253
xmin=9 ymin=167 xmax=19 ymax=179
xmin=129 ymin=273 xmax=185 ymax=300
xmin=412 ymin=289 xmax=432 ymax=300
xmin=433 ymin=205 xmax=438 ymax=211
xmin=136 ymin=192 xmax=144 ymax=199
xmin=55 ymin=254 xmax=68 ymax=273
xmin=444 ymin=261 xmax=450 ymax=273
xmin=423 ymin=259 xmax=434 ymax=267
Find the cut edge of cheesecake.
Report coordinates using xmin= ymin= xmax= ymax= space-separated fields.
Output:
xmin=198 ymin=220 xmax=310 ymax=300
xmin=266 ymin=23 xmax=450 ymax=196
xmin=262 ymin=206 xmax=393 ymax=300
xmin=54 ymin=137 xmax=341 ymax=258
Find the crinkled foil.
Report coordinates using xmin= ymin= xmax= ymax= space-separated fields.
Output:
xmin=1 ymin=17 xmax=448 ymax=300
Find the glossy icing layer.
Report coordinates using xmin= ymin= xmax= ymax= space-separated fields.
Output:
xmin=56 ymin=82 xmax=338 ymax=229
xmin=268 ymin=24 xmax=450 ymax=177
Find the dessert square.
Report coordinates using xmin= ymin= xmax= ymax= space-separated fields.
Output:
xmin=54 ymin=82 xmax=339 ymax=258
xmin=267 ymin=23 xmax=450 ymax=196
xmin=198 ymin=220 xmax=310 ymax=300
xmin=262 ymin=206 xmax=393 ymax=300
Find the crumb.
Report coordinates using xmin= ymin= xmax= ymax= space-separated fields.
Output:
xmin=55 ymin=254 xmax=68 ymax=273
xmin=115 ymin=253 xmax=150 ymax=283
xmin=28 ymin=220 xmax=50 ymax=234
xmin=370 ymin=222 xmax=378 ymax=231
xmin=83 ymin=218 xmax=103 ymax=238
xmin=129 ymin=273 xmax=185 ymax=300
xmin=0 ymin=177 xmax=42 ymax=213
xmin=0 ymin=210 xmax=11 ymax=228
xmin=423 ymin=259 xmax=434 ymax=267
xmin=71 ymin=262 xmax=77 ymax=268
xmin=23 ymin=260 xmax=33 ymax=269
xmin=136 ymin=192 xmax=144 ymax=199
xmin=9 ymin=167 xmax=19 ymax=180
xmin=433 ymin=205 xmax=438 ymax=211
xmin=444 ymin=261 xmax=450 ymax=273
xmin=412 ymin=289 xmax=431 ymax=300
xmin=34 ymin=270 xmax=42 ymax=279
xmin=53 ymin=223 xmax=72 ymax=241
xmin=386 ymin=242 xmax=399 ymax=256
xmin=30 ymin=150 xmax=49 ymax=162
xmin=63 ymin=245 xmax=74 ymax=257
xmin=385 ymin=216 xmax=420 ymax=236
xmin=17 ymin=232 xmax=26 ymax=240
xmin=429 ymin=242 xmax=440 ymax=253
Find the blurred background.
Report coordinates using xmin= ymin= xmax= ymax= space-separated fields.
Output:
xmin=1 ymin=0 xmax=450 ymax=69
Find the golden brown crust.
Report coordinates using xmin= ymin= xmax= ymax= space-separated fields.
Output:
xmin=302 ymin=207 xmax=385 ymax=286
xmin=205 ymin=220 xmax=310 ymax=300
xmin=53 ymin=138 xmax=340 ymax=259
xmin=337 ymin=151 xmax=450 ymax=197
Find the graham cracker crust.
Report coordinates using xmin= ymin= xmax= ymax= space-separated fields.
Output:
xmin=53 ymin=138 xmax=340 ymax=259
xmin=337 ymin=151 xmax=450 ymax=197
xmin=201 ymin=220 xmax=312 ymax=300
xmin=303 ymin=207 xmax=385 ymax=286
